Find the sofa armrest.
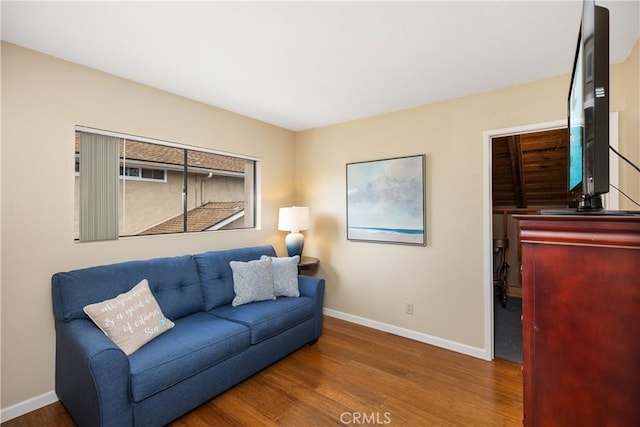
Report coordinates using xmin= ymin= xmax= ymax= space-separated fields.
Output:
xmin=55 ymin=319 xmax=134 ymax=427
xmin=297 ymin=275 xmax=325 ymax=339
xmin=298 ymin=275 xmax=324 ymax=299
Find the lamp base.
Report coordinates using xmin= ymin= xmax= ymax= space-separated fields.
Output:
xmin=285 ymin=232 xmax=304 ymax=257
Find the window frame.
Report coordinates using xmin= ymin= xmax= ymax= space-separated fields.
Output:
xmin=74 ymin=125 xmax=260 ymax=241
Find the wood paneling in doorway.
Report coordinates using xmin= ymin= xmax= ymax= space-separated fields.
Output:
xmin=492 ymin=128 xmax=569 ymax=208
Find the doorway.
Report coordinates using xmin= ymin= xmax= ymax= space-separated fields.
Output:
xmin=483 ymin=113 xmax=620 ymax=362
xmin=482 ymin=119 xmax=566 ymax=362
xmin=492 ymin=127 xmax=569 ymax=363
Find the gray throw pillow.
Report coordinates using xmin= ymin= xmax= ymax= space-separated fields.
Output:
xmin=261 ymin=255 xmax=300 ymax=297
xmin=230 ymin=257 xmax=276 ymax=306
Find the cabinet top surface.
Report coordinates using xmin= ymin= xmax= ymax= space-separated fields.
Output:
xmin=514 ymin=214 xmax=640 ymax=222
xmin=515 ymin=215 xmax=640 ymax=248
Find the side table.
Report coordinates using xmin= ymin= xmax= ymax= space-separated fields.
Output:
xmin=298 ymin=256 xmax=319 ymax=276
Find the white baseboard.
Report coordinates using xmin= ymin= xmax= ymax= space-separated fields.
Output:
xmin=323 ymin=308 xmax=491 ymax=361
xmin=0 ymin=390 xmax=58 ymax=423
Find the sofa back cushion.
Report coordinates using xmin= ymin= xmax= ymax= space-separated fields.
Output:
xmin=193 ymin=245 xmax=276 ymax=310
xmin=52 ymin=255 xmax=203 ymax=322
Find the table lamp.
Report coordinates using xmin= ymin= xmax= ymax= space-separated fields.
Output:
xmin=278 ymin=206 xmax=310 ymax=257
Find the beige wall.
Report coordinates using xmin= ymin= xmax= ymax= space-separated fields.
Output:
xmin=1 ymin=36 xmax=638 ymax=415
xmin=294 ymin=38 xmax=640 ymax=352
xmin=1 ymin=42 xmax=295 ymax=409
xmin=293 ymin=88 xmax=561 ymax=351
xmin=617 ymin=38 xmax=640 ymax=210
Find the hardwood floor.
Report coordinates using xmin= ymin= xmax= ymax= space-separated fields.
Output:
xmin=3 ymin=316 xmax=522 ymax=426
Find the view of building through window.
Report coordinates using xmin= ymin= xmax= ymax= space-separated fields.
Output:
xmin=74 ymin=129 xmax=256 ymax=241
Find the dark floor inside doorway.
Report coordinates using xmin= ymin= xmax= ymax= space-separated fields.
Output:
xmin=494 ymin=296 xmax=522 ymax=363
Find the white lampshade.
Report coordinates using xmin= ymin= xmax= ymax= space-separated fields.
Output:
xmin=278 ymin=206 xmax=310 ymax=232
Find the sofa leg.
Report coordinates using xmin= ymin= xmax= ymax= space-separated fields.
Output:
xmin=307 ymin=338 xmax=319 ymax=346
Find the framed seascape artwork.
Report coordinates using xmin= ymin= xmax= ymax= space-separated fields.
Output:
xmin=346 ymin=154 xmax=426 ymax=246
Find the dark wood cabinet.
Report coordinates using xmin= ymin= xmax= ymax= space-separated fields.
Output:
xmin=517 ymin=215 xmax=640 ymax=427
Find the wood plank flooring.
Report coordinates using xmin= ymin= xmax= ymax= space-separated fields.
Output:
xmin=3 ymin=316 xmax=522 ymax=426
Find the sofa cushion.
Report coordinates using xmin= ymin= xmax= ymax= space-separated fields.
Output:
xmin=128 ymin=312 xmax=250 ymax=402
xmin=52 ymin=255 xmax=204 ymax=322
xmin=230 ymin=258 xmax=276 ymax=306
xmin=194 ymin=245 xmax=277 ymax=310
xmin=261 ymin=255 xmax=300 ymax=297
xmin=83 ymin=279 xmax=175 ymax=355
xmin=210 ymin=297 xmax=315 ymax=345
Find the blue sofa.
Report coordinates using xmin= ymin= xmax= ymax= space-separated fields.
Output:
xmin=51 ymin=245 xmax=325 ymax=427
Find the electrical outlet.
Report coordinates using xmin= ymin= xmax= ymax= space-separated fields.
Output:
xmin=405 ymin=302 xmax=414 ymax=315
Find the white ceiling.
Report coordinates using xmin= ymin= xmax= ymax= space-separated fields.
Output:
xmin=2 ymin=1 xmax=639 ymax=131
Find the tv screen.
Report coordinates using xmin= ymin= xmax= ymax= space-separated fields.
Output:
xmin=568 ymin=36 xmax=583 ymax=192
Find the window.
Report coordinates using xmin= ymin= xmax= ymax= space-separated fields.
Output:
xmin=74 ymin=127 xmax=257 ymax=241
xmin=120 ymin=166 xmax=166 ymax=182
xmin=77 ymin=160 xmax=167 ymax=182
xmin=141 ymin=168 xmax=165 ymax=181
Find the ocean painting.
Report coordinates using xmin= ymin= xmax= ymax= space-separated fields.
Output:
xmin=347 ymin=155 xmax=426 ymax=245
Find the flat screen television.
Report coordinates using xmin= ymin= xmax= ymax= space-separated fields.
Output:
xmin=567 ymin=0 xmax=610 ymax=212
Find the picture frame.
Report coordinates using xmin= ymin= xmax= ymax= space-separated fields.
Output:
xmin=346 ymin=154 xmax=426 ymax=246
